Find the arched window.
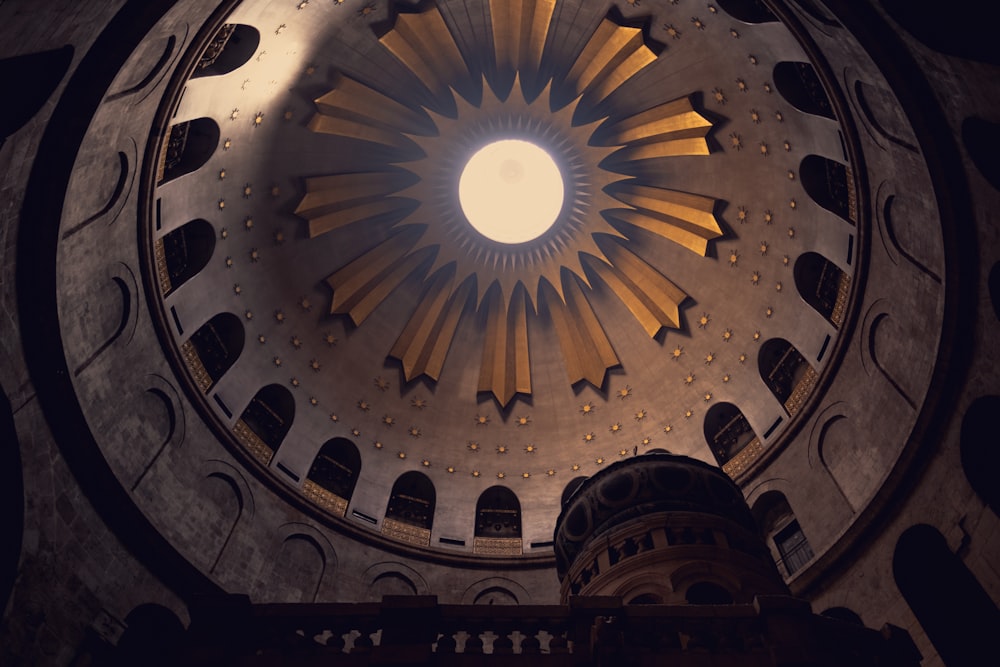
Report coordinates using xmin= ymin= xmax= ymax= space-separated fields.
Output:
xmin=383 ymin=471 xmax=435 ymax=547
xmin=773 ymin=61 xmax=835 ymax=119
xmin=157 ymin=219 xmax=215 ymax=295
xmin=758 ymin=338 xmax=817 ymax=416
xmin=158 ymin=117 xmax=219 ymax=184
xmin=794 ymin=252 xmax=850 ymax=328
xmin=800 ymin=155 xmax=855 ymax=223
xmin=685 ymin=582 xmax=734 ymax=605
xmin=715 ymin=0 xmax=777 ymax=23
xmin=960 ymin=395 xmax=1000 ymax=515
xmin=304 ymin=437 xmax=361 ymax=517
xmin=704 ymin=402 xmax=760 ymax=475
xmin=752 ymin=491 xmax=814 ymax=577
xmin=191 ymin=24 xmax=260 ymax=78
xmin=474 ymin=486 xmax=522 ymax=555
xmin=183 ymin=312 xmax=244 ymax=392
xmin=893 ymin=524 xmax=1000 ymax=666
xmin=234 ymin=384 xmax=294 ymax=466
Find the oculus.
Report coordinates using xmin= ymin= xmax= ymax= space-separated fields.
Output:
xmin=294 ymin=1 xmax=722 ymax=406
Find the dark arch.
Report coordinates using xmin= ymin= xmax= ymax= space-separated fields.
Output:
xmin=561 ymin=476 xmax=588 ymax=505
xmin=704 ymin=402 xmax=758 ymax=466
xmin=962 ymin=117 xmax=1000 ymax=193
xmin=794 ymin=252 xmax=850 ymax=329
xmin=160 ymin=219 xmax=215 ymax=294
xmin=881 ymin=0 xmax=1000 ymax=66
xmin=238 ymin=384 xmax=295 ymax=463
xmin=685 ymin=582 xmax=734 ymax=605
xmin=758 ymin=338 xmax=815 ymax=414
xmin=306 ymin=437 xmax=361 ymax=511
xmin=820 ymin=607 xmax=864 ymax=626
xmin=715 ymin=0 xmax=777 ymax=23
xmin=475 ymin=486 xmax=522 ymax=538
xmin=960 ymin=395 xmax=1000 ymax=515
xmin=773 ymin=61 xmax=835 ymax=120
xmin=191 ymin=24 xmax=260 ymax=78
xmin=386 ymin=471 xmax=436 ymax=531
xmin=800 ymin=155 xmax=854 ymax=223
xmin=893 ymin=524 xmax=1000 ymax=667
xmin=752 ymin=491 xmax=813 ymax=577
xmin=187 ymin=312 xmax=244 ymax=391
xmin=159 ymin=117 xmax=219 ymax=184
xmin=115 ymin=603 xmax=186 ymax=667
xmin=627 ymin=593 xmax=663 ymax=605
xmin=0 ymin=46 xmax=74 ymax=146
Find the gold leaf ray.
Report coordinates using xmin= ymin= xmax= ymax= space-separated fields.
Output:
xmin=479 ymin=284 xmax=531 ymax=406
xmin=314 ymin=73 xmax=431 ymax=136
xmin=598 ymin=97 xmax=712 ymax=145
xmin=584 ymin=242 xmax=688 ymax=337
xmin=326 ymin=232 xmax=432 ymax=325
xmin=489 ymin=0 xmax=556 ymax=81
xmin=609 ymin=185 xmax=722 ymax=255
xmin=564 ymin=20 xmax=657 ymax=105
xmin=297 ymin=173 xmax=414 ymax=238
xmin=379 ymin=10 xmax=470 ymax=103
xmin=390 ymin=270 xmax=474 ymax=382
xmin=544 ymin=276 xmax=619 ymax=388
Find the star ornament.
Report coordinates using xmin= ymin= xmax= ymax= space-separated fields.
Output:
xmin=295 ymin=2 xmax=723 ymax=406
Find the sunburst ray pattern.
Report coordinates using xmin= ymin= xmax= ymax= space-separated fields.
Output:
xmin=295 ymin=2 xmax=723 ymax=406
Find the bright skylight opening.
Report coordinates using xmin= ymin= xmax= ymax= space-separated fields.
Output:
xmin=459 ymin=139 xmax=564 ymax=244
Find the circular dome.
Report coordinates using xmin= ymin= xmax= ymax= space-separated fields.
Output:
xmin=459 ymin=140 xmax=564 ymax=243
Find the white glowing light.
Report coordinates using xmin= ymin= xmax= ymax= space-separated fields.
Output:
xmin=459 ymin=139 xmax=564 ymax=244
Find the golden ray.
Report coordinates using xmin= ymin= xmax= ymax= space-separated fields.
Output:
xmin=608 ymin=185 xmax=722 ymax=256
xmin=584 ymin=242 xmax=688 ymax=337
xmin=379 ymin=9 xmax=470 ymax=102
xmin=489 ymin=0 xmax=556 ymax=79
xmin=479 ymin=283 xmax=531 ymax=405
xmin=544 ymin=277 xmax=619 ymax=388
xmin=325 ymin=231 xmax=433 ymax=325
xmin=564 ymin=19 xmax=658 ymax=104
xmin=296 ymin=173 xmax=413 ymax=238
xmin=390 ymin=271 xmax=474 ymax=382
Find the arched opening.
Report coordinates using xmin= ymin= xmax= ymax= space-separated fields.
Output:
xmin=715 ymin=0 xmax=777 ymax=23
xmin=183 ymin=312 xmax=244 ymax=392
xmin=961 ymin=118 xmax=1000 ymax=193
xmin=157 ymin=219 xmax=215 ymax=295
xmin=191 ymin=24 xmax=260 ymax=78
xmin=383 ymin=471 xmax=435 ymax=547
xmin=304 ymin=437 xmax=361 ymax=517
xmin=800 ymin=155 xmax=855 ymax=223
xmin=561 ymin=476 xmax=588 ymax=506
xmin=474 ymin=486 xmax=522 ymax=555
xmin=794 ymin=252 xmax=850 ymax=328
xmin=116 ymin=604 xmax=186 ymax=667
xmin=758 ymin=338 xmax=817 ymax=416
xmin=473 ymin=586 xmax=519 ymax=605
xmin=685 ymin=582 xmax=734 ymax=605
xmin=773 ymin=61 xmax=835 ymax=119
xmin=158 ymin=117 xmax=219 ymax=184
xmin=752 ymin=491 xmax=814 ymax=577
xmin=704 ymin=402 xmax=760 ymax=474
xmin=0 ymin=46 xmax=74 ymax=146
xmin=960 ymin=395 xmax=1000 ymax=515
xmin=893 ymin=524 xmax=1000 ymax=666
xmin=234 ymin=384 xmax=294 ymax=466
